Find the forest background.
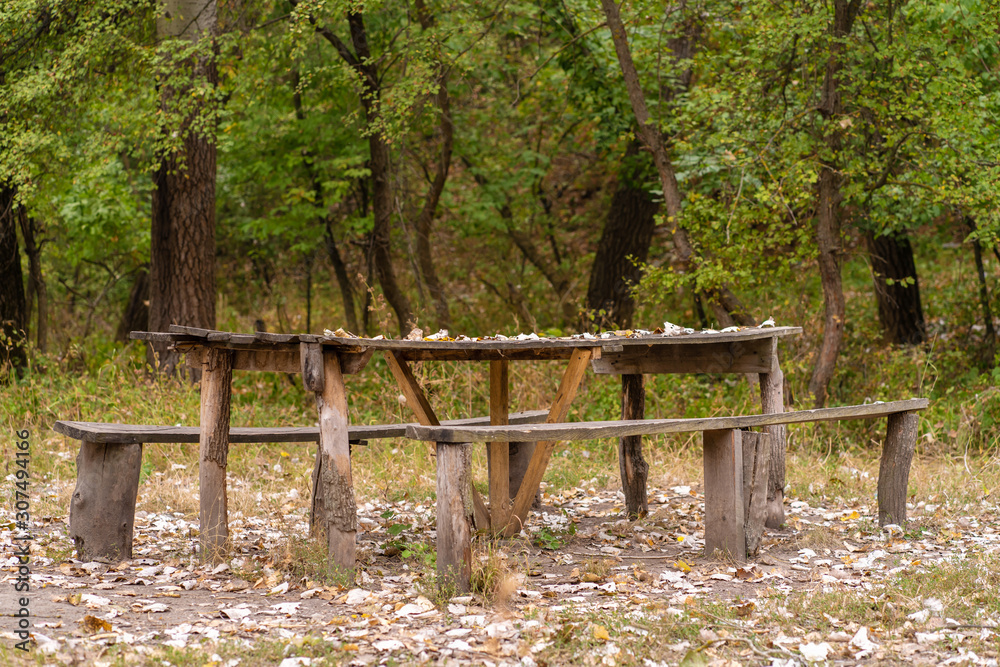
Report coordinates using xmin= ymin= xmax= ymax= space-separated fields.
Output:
xmin=2 ymin=0 xmax=999 ymax=445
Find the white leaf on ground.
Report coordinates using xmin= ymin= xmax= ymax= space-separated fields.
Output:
xmin=278 ymin=658 xmax=312 ymax=667
xmin=923 ymin=597 xmax=944 ymax=612
xmin=851 ymin=626 xmax=878 ymax=653
xmin=799 ymin=642 xmax=832 ymax=661
xmin=447 ymin=639 xmax=473 ymax=651
xmin=81 ymin=594 xmax=110 ymax=607
xmin=374 ymin=639 xmax=406 ymax=651
xmin=220 ymin=607 xmax=254 ymax=620
xmin=269 ymin=582 xmax=289 ymax=595
xmin=345 ymin=588 xmax=371 ymax=605
xmin=908 ymin=609 xmax=930 ymax=623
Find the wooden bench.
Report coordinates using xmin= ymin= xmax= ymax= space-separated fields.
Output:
xmin=404 ymin=398 xmax=928 ymax=589
xmin=54 ymin=410 xmax=547 ymax=562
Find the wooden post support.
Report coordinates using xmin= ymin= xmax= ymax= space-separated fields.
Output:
xmin=878 ymin=411 xmax=918 ymax=526
xmin=488 ymin=360 xmax=511 ymax=532
xmin=437 ymin=441 xmax=473 ymax=592
xmin=741 ymin=430 xmax=771 ymax=557
xmin=70 ymin=441 xmax=143 ymax=561
xmin=199 ymin=347 xmax=233 ymax=563
xmin=619 ymin=373 xmax=649 ymax=519
xmin=703 ymin=429 xmax=746 ymax=561
xmin=758 ymin=337 xmax=787 ymax=529
xmin=309 ymin=350 xmax=357 ymax=572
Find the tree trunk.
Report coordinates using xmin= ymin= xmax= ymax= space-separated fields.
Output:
xmin=18 ymin=213 xmax=47 ymax=352
xmin=807 ymin=0 xmax=862 ymax=407
xmin=348 ymin=11 xmax=413 ymax=336
xmin=587 ymin=139 xmax=659 ymax=329
xmin=116 ymin=267 xmax=150 ymax=342
xmin=413 ymin=0 xmax=453 ymax=332
xmin=866 ymin=230 xmax=925 ymax=345
xmin=148 ymin=0 xmax=218 ymax=375
xmin=968 ymin=217 xmax=997 ymax=363
xmin=599 ymin=0 xmax=755 ymax=327
xmin=0 ymin=185 xmax=27 ymax=377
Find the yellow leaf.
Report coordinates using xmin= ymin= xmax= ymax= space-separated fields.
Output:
xmin=280 ymin=451 xmax=290 ymax=457
xmin=343 ymin=643 xmax=359 ymax=651
xmin=593 ymin=625 xmax=611 ymax=641
xmin=675 ymin=560 xmax=692 ymax=573
xmin=79 ymin=615 xmax=111 ymax=633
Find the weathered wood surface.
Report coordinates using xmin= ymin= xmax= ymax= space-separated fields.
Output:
xmin=741 ymin=431 xmax=771 ymax=557
xmin=70 ymin=441 xmax=143 ymax=562
xmin=310 ymin=351 xmax=356 ymax=572
xmin=199 ymin=347 xmax=233 ymax=563
xmin=300 ymin=342 xmax=325 ymax=392
xmin=184 ymin=348 xmax=300 ymax=373
xmin=437 ymin=442 xmax=473 ymax=592
xmin=619 ymin=374 xmax=648 ymax=519
xmin=405 ymin=398 xmax=929 ymax=443
xmin=54 ymin=411 xmax=549 ymax=445
xmin=759 ymin=337 xmax=787 ymax=529
xmin=506 ymin=348 xmax=593 ymax=537
xmin=703 ymin=429 xmax=746 ymax=561
xmin=591 ymin=338 xmax=774 ymax=375
xmin=488 ymin=360 xmax=511 ymax=531
xmin=878 ymin=411 xmax=919 ymax=526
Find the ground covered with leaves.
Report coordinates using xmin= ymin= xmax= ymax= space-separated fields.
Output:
xmin=4 ymin=455 xmax=1000 ymax=667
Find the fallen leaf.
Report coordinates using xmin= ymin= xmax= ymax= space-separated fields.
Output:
xmin=593 ymin=625 xmax=611 ymax=641
xmin=79 ymin=615 xmax=112 ymax=633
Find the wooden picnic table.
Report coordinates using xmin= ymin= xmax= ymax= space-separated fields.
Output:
xmin=131 ymin=324 xmax=800 ymax=571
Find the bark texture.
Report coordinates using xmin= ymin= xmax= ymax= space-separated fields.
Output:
xmin=808 ymin=0 xmax=863 ymax=407
xmin=866 ymin=230 xmax=925 ymax=345
xmin=116 ymin=267 xmax=150 ymax=342
xmin=148 ymin=0 xmax=218 ymax=375
xmin=0 ymin=186 xmax=27 ymax=376
xmin=587 ymin=141 xmax=659 ymax=329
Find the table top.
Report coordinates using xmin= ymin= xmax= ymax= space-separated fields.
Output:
xmin=132 ymin=324 xmax=801 ymax=353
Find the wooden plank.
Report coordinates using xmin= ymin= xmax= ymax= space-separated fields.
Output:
xmin=741 ymin=431 xmax=770 ymax=557
xmin=619 ymin=374 xmax=648 ymax=520
xmin=759 ymin=337 xmax=787 ymax=529
xmin=506 ymin=348 xmax=593 ymax=537
xmin=168 ymin=324 xmax=218 ymax=337
xmin=53 ymin=410 xmax=550 ymax=445
xmin=591 ymin=338 xmax=774 ymax=375
xmin=69 ymin=441 xmax=143 ymax=562
xmin=184 ymin=348 xmax=300 ymax=373
xmin=488 ymin=360 xmax=511 ymax=532
xmin=309 ymin=351 xmax=356 ymax=572
xmin=385 ymin=352 xmax=440 ymax=427
xmin=878 ymin=411 xmax=919 ymax=526
xmin=300 ymin=342 xmax=325 ymax=392
xmin=704 ymin=429 xmax=746 ymax=561
xmin=384 ymin=351 xmax=489 ymax=528
xmin=437 ymin=442 xmax=473 ymax=592
xmin=406 ymin=399 xmax=931 ymax=443
xmin=129 ymin=331 xmax=198 ymax=343
xmin=199 ymin=347 xmax=233 ymax=563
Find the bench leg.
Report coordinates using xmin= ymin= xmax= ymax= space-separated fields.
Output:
xmin=437 ymin=441 xmax=472 ymax=592
xmin=619 ymin=373 xmax=649 ymax=519
xmin=70 ymin=441 xmax=143 ymax=562
xmin=199 ymin=348 xmax=233 ymax=563
xmin=742 ymin=431 xmax=771 ymax=557
xmin=878 ymin=411 xmax=918 ymax=526
xmin=703 ymin=429 xmax=746 ymax=561
xmin=759 ymin=338 xmax=786 ymax=529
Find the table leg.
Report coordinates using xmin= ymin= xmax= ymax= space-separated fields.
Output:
xmin=488 ymin=360 xmax=511 ymax=532
xmin=703 ymin=428 xmax=746 ymax=561
xmin=619 ymin=373 xmax=649 ymax=519
xmin=199 ymin=347 xmax=233 ymax=563
xmin=437 ymin=441 xmax=473 ymax=592
xmin=759 ymin=337 xmax=787 ymax=529
xmin=309 ymin=350 xmax=357 ymax=572
xmin=506 ymin=348 xmax=592 ymax=537
xmin=878 ymin=412 xmax=918 ymax=527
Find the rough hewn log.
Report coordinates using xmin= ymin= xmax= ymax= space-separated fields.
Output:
xmin=703 ymin=429 xmax=746 ymax=561
xmin=436 ymin=441 xmax=473 ymax=592
xmin=741 ymin=430 xmax=771 ymax=557
xmin=310 ymin=351 xmax=357 ymax=572
xmin=70 ymin=441 xmax=143 ymax=562
xmin=619 ymin=373 xmax=648 ymax=519
xmin=759 ymin=338 xmax=787 ymax=529
xmin=199 ymin=347 xmax=232 ymax=562
xmin=488 ymin=360 xmax=511 ymax=531
xmin=878 ymin=411 xmax=918 ymax=526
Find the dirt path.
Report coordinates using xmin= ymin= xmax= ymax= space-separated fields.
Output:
xmin=3 ymin=482 xmax=999 ymax=665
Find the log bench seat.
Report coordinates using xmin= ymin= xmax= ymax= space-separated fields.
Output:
xmin=404 ymin=398 xmax=929 ymax=589
xmin=54 ymin=410 xmax=548 ymax=561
